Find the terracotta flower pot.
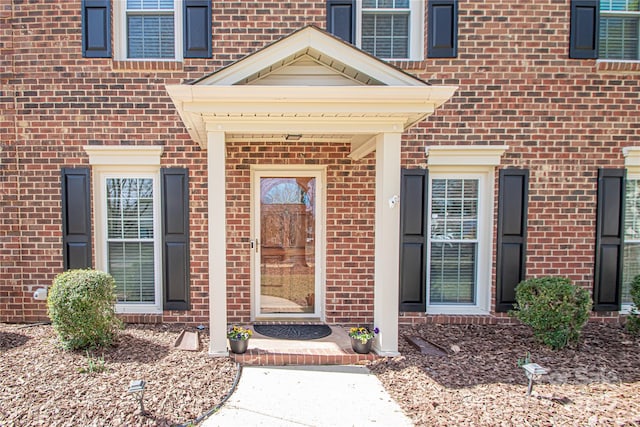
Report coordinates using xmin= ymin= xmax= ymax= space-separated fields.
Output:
xmin=229 ymin=338 xmax=249 ymax=354
xmin=350 ymin=337 xmax=373 ymax=354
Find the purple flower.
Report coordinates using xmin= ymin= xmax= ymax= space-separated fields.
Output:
xmin=373 ymin=327 xmax=380 ymax=334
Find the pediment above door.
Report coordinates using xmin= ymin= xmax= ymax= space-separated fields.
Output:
xmin=167 ymin=25 xmax=457 ymax=159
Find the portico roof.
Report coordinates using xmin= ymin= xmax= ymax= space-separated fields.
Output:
xmin=166 ymin=26 xmax=457 ymax=159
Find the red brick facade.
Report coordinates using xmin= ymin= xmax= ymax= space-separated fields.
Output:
xmin=1 ymin=1 xmax=639 ymax=325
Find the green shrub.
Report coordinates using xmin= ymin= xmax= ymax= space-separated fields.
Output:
xmin=47 ymin=269 xmax=122 ymax=350
xmin=510 ymin=276 xmax=592 ymax=349
xmin=626 ymin=275 xmax=640 ymax=335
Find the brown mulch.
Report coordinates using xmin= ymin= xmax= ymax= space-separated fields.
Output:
xmin=0 ymin=323 xmax=238 ymax=427
xmin=369 ymin=322 xmax=640 ymax=426
xmin=3 ymin=322 xmax=640 ymax=426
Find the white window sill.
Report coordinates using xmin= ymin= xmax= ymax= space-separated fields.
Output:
xmin=426 ymin=306 xmax=490 ymax=316
xmin=116 ymin=58 xmax=183 ymax=62
xmin=596 ymin=59 xmax=640 ymax=64
xmin=116 ymin=304 xmax=162 ymax=314
xmin=620 ymin=304 xmax=635 ymax=315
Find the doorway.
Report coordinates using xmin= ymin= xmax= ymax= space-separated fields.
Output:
xmin=252 ymin=168 xmax=324 ymax=319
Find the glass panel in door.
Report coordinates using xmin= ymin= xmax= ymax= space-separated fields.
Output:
xmin=259 ymin=177 xmax=316 ymax=314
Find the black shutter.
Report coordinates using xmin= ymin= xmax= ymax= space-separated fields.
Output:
xmin=326 ymin=0 xmax=355 ymax=44
xmin=427 ymin=0 xmax=458 ymax=58
xmin=496 ymin=169 xmax=529 ymax=312
xmin=399 ymin=169 xmax=428 ymax=312
xmin=569 ymin=0 xmax=599 ymax=59
xmin=184 ymin=0 xmax=212 ymax=58
xmin=61 ymin=168 xmax=92 ymax=270
xmin=81 ymin=0 xmax=111 ymax=58
xmin=593 ymin=169 xmax=625 ymax=311
xmin=162 ymin=168 xmax=191 ymax=311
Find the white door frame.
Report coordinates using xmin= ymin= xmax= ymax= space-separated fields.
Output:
xmin=250 ymin=165 xmax=326 ymax=320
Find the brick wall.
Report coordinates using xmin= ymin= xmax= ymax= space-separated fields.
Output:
xmin=399 ymin=0 xmax=640 ymax=324
xmin=0 ymin=0 xmax=331 ymax=324
xmin=1 ymin=0 xmax=639 ymax=325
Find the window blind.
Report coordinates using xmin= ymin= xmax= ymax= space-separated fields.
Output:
xmin=106 ymin=178 xmax=156 ymax=304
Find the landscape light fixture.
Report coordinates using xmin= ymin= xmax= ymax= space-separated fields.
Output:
xmin=522 ymin=363 xmax=548 ymax=396
xmin=127 ymin=379 xmax=147 ymax=415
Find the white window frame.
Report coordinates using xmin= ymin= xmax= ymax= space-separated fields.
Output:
xmin=424 ymin=145 xmax=509 ymax=315
xmin=426 ymin=170 xmax=492 ymax=315
xmin=622 ymin=174 xmax=639 ymax=314
xmin=622 ymin=147 xmax=640 ymax=313
xmin=599 ymin=0 xmax=640 ymax=62
xmin=355 ymin=0 xmax=424 ymax=61
xmin=113 ymin=0 xmax=184 ymax=61
xmin=84 ymin=146 xmax=164 ymax=314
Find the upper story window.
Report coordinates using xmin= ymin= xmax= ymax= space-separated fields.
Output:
xmin=600 ymin=0 xmax=640 ymax=60
xmin=115 ymin=0 xmax=183 ymax=60
xmin=357 ymin=0 xmax=424 ymax=60
xmin=81 ymin=0 xmax=211 ymax=60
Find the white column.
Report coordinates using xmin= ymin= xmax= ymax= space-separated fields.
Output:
xmin=208 ymin=131 xmax=228 ymax=356
xmin=373 ymin=132 xmax=402 ymax=356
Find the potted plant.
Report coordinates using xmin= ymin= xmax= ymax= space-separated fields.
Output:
xmin=348 ymin=326 xmax=379 ymax=354
xmin=227 ymin=325 xmax=253 ymax=354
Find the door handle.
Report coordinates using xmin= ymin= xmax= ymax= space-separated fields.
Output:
xmin=251 ymin=239 xmax=259 ymax=253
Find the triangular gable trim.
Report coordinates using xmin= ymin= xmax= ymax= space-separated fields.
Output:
xmin=191 ymin=25 xmax=428 ymax=87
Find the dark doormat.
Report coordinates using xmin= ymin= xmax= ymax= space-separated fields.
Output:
xmin=254 ymin=324 xmax=332 ymax=340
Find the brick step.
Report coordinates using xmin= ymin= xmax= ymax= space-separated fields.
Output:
xmin=230 ymin=349 xmax=377 ymax=366
xmin=228 ymin=324 xmax=379 ymax=366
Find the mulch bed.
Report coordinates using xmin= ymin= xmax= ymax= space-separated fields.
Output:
xmin=0 ymin=323 xmax=238 ymax=427
xmin=369 ymin=322 xmax=640 ymax=426
xmin=3 ymin=321 xmax=639 ymax=426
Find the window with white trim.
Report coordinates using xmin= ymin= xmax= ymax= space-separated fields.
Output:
xmin=427 ymin=172 xmax=491 ymax=313
xmin=600 ymin=0 xmax=640 ymax=60
xmin=623 ymin=176 xmax=640 ymax=305
xmin=424 ymin=145 xmax=508 ymax=314
xmin=357 ymin=0 xmax=424 ymax=60
xmin=85 ymin=146 xmax=164 ymax=314
xmin=115 ymin=0 xmax=183 ymax=60
xmin=98 ymin=172 xmax=162 ymax=313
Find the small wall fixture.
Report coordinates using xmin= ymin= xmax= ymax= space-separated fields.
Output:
xmin=285 ymin=134 xmax=302 ymax=141
xmin=33 ymin=287 xmax=48 ymax=300
xmin=388 ymin=195 xmax=400 ymax=209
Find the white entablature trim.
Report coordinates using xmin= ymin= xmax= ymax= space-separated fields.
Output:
xmin=84 ymin=145 xmax=164 ymax=166
xmin=167 ymin=85 xmax=456 ymax=149
xmin=425 ymin=145 xmax=510 ymax=167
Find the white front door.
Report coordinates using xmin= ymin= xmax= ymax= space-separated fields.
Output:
xmin=252 ymin=168 xmax=324 ymax=319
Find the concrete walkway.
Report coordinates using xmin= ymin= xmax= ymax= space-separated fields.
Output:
xmin=202 ymin=365 xmax=413 ymax=427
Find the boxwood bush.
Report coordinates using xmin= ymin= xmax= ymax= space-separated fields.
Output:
xmin=47 ymin=269 xmax=122 ymax=350
xmin=626 ymin=275 xmax=640 ymax=335
xmin=510 ymin=276 xmax=591 ymax=349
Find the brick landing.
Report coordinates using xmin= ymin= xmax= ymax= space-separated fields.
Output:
xmin=229 ymin=325 xmax=379 ymax=366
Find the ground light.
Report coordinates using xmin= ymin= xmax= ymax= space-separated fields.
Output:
xmin=127 ymin=379 xmax=146 ymax=415
xmin=522 ymin=363 xmax=549 ymax=396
